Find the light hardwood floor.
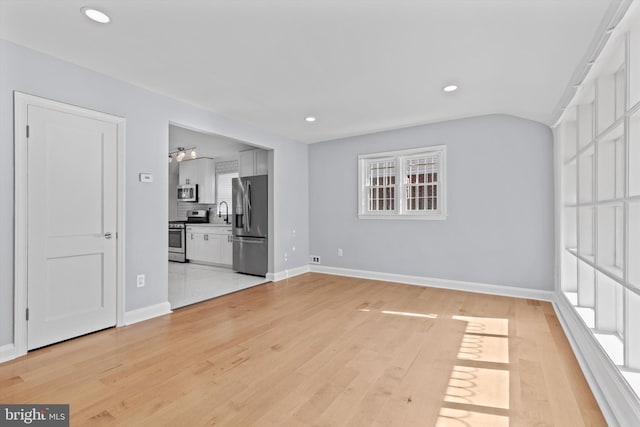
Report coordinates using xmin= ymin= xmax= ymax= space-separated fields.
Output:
xmin=0 ymin=273 xmax=605 ymax=426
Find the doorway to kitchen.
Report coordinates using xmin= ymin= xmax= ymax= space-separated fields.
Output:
xmin=168 ymin=123 xmax=271 ymax=309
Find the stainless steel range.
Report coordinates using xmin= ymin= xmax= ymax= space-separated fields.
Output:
xmin=168 ymin=221 xmax=187 ymax=262
xmin=168 ymin=210 xmax=209 ymax=262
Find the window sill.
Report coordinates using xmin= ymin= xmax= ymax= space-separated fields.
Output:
xmin=358 ymin=214 xmax=447 ymax=221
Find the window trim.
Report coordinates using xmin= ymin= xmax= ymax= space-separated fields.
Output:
xmin=215 ymin=171 xmax=238 ymax=215
xmin=358 ymin=145 xmax=447 ymax=220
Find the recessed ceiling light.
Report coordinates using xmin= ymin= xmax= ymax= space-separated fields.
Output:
xmin=305 ymin=116 xmax=316 ymax=122
xmin=81 ymin=7 xmax=110 ymax=24
xmin=443 ymin=85 xmax=458 ymax=93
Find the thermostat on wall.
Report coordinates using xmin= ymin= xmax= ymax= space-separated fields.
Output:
xmin=139 ymin=173 xmax=153 ymax=183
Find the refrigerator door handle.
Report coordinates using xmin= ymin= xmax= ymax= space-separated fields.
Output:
xmin=243 ymin=182 xmax=248 ymax=233
xmin=233 ymin=236 xmax=265 ymax=244
xmin=246 ymin=180 xmax=252 ymax=231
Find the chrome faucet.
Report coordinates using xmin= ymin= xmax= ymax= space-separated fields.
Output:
xmin=218 ymin=201 xmax=230 ymax=224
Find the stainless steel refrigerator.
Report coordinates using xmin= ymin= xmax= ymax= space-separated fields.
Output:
xmin=232 ymin=175 xmax=268 ymax=276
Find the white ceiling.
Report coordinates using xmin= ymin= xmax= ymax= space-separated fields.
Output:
xmin=0 ymin=0 xmax=622 ymax=143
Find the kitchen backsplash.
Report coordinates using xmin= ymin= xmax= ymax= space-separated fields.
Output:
xmin=176 ymin=202 xmax=215 ymax=220
xmin=216 ymin=159 xmax=238 ymax=174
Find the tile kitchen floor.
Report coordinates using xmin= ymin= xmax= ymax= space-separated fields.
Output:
xmin=168 ymin=262 xmax=268 ymax=309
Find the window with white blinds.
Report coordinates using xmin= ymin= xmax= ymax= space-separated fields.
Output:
xmin=216 ymin=172 xmax=238 ymax=215
xmin=366 ymin=159 xmax=397 ymax=212
xmin=405 ymin=153 xmax=440 ymax=212
xmin=358 ymin=146 xmax=446 ymax=220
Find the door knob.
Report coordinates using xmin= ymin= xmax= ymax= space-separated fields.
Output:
xmin=104 ymin=232 xmax=113 ymax=239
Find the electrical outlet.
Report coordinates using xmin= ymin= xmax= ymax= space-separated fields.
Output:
xmin=136 ymin=274 xmax=145 ymax=288
xmin=309 ymin=255 xmax=321 ymax=264
xmin=337 ymin=248 xmax=343 ymax=257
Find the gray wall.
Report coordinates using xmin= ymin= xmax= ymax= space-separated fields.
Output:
xmin=309 ymin=114 xmax=554 ymax=290
xmin=0 ymin=39 xmax=309 ymax=346
xmin=168 ymin=161 xmax=179 ymax=220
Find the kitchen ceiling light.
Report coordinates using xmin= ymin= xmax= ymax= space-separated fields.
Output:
xmin=81 ymin=7 xmax=110 ymax=24
xmin=305 ymin=116 xmax=316 ymax=122
xmin=443 ymin=85 xmax=458 ymax=93
xmin=168 ymin=146 xmax=197 ymax=163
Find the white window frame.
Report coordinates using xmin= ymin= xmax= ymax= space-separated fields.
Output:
xmin=358 ymin=145 xmax=447 ymax=220
xmin=216 ymin=171 xmax=238 ymax=215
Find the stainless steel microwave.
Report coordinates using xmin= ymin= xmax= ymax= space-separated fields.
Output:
xmin=177 ymin=184 xmax=197 ymax=202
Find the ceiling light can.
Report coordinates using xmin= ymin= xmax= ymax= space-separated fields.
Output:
xmin=443 ymin=85 xmax=458 ymax=93
xmin=81 ymin=7 xmax=110 ymax=24
xmin=305 ymin=116 xmax=316 ymax=122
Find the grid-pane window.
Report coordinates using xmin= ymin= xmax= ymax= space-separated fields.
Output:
xmin=405 ymin=154 xmax=439 ymax=212
xmin=366 ymin=160 xmax=396 ymax=212
xmin=358 ymin=145 xmax=446 ymax=220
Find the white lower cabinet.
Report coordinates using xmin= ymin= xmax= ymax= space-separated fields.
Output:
xmin=221 ymin=233 xmax=233 ymax=265
xmin=186 ymin=226 xmax=233 ymax=266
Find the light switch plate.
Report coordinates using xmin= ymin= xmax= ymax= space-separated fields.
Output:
xmin=139 ymin=173 xmax=153 ymax=183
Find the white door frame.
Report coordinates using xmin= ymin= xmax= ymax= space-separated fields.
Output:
xmin=13 ymin=92 xmax=126 ymax=357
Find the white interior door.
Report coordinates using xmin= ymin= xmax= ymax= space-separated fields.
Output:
xmin=26 ymin=103 xmax=118 ymax=350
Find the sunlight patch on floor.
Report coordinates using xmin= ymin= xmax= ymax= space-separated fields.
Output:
xmin=457 ymin=335 xmax=509 ymax=364
xmin=381 ymin=310 xmax=438 ymax=319
xmin=438 ymin=315 xmax=511 ymax=426
xmin=445 ymin=365 xmax=509 ymax=409
xmin=436 ymin=407 xmax=509 ymax=427
xmin=356 ymin=308 xmax=438 ymax=318
xmin=452 ymin=315 xmax=508 ymax=336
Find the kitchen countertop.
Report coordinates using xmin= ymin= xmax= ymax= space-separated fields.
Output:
xmin=185 ymin=223 xmax=232 ymax=228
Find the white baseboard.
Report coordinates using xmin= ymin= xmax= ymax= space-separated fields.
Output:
xmin=270 ymin=265 xmax=311 ymax=282
xmin=553 ymin=292 xmax=640 ymax=427
xmin=309 ymin=265 xmax=553 ymax=301
xmin=0 ymin=343 xmax=16 ymax=364
xmin=1 ymin=302 xmax=172 ymax=363
xmin=123 ymin=302 xmax=172 ymax=326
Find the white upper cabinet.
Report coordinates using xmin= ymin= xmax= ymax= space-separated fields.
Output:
xmin=178 ymin=159 xmax=198 ymax=186
xmin=239 ymin=149 xmax=268 ymax=177
xmin=255 ymin=149 xmax=268 ymax=175
xmin=179 ymin=158 xmax=216 ymax=203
